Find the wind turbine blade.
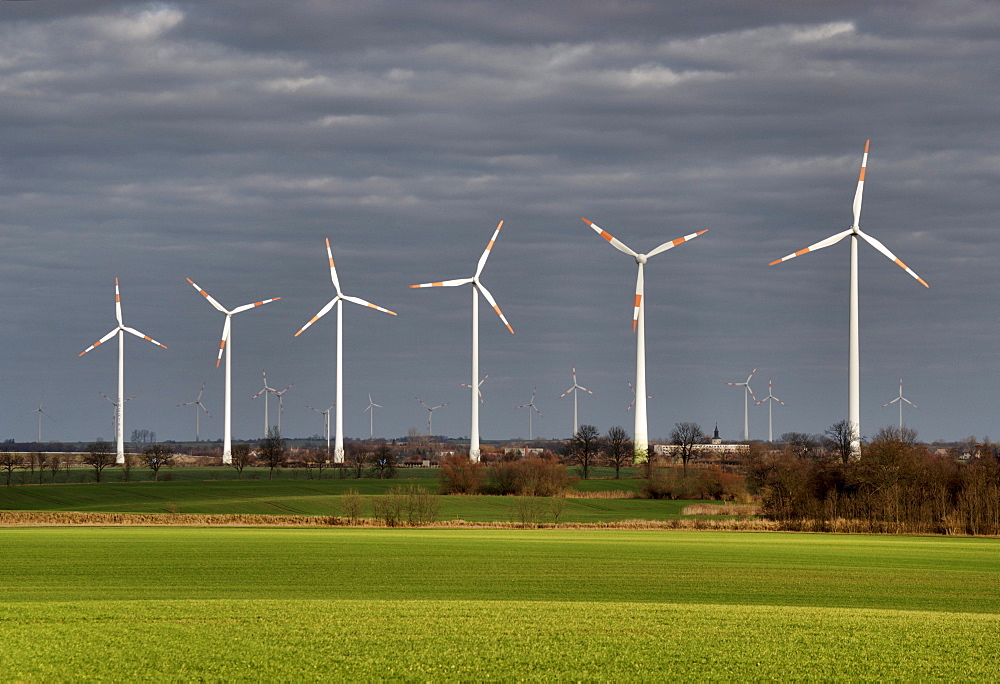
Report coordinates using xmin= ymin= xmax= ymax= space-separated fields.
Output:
xmin=474 ymin=220 xmax=504 ymax=278
xmin=856 ymin=230 xmax=929 ymax=287
xmin=902 ymin=398 xmax=917 ymax=408
xmin=198 ymin=403 xmax=212 ymax=417
xmin=774 ymin=397 xmax=785 ymax=406
xmin=372 ymin=403 xmax=382 ymax=408
xmin=632 ymin=265 xmax=644 ymax=333
xmin=79 ymin=329 xmax=119 ymax=356
xmin=646 ymin=229 xmax=709 ymax=258
xmin=578 ymin=385 xmax=594 ymax=394
xmin=433 ymin=403 xmax=449 ymax=410
xmin=747 ymin=368 xmax=757 ymax=383
xmin=186 ymin=278 xmax=229 ymax=314
xmin=580 ymin=218 xmax=636 ymax=257
xmin=559 ymin=387 xmax=574 ymax=398
xmin=231 ymin=297 xmax=281 ymax=314
xmin=215 ymin=316 xmax=231 ymax=368
xmin=114 ymin=278 xmax=123 ymax=326
xmin=755 ymin=398 xmax=767 ymax=406
xmin=882 ymin=397 xmax=900 ymax=407
xmin=475 ymin=283 xmax=514 ymax=334
xmin=342 ymin=294 xmax=397 ymax=316
xmin=853 ymin=140 xmax=870 ymax=228
xmin=768 ymin=228 xmax=853 ymax=266
xmin=409 ymin=278 xmax=474 ymax=288
xmin=295 ymin=298 xmax=338 ymax=337
xmin=416 ymin=397 xmax=430 ymax=410
xmin=123 ymin=326 xmax=168 ymax=349
xmin=324 ymin=238 xmax=342 ymax=295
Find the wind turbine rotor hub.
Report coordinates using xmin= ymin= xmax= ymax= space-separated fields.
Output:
xmin=635 ymin=254 xmax=648 ymax=265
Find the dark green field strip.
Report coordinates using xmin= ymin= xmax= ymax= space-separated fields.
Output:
xmin=2 ymin=599 xmax=998 ymax=680
xmin=1 ymin=529 xmax=998 ymax=615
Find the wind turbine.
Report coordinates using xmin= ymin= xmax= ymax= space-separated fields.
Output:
xmin=308 ymin=404 xmax=336 ymax=451
xmin=416 ymin=397 xmax=448 ymax=437
xmin=410 ymin=220 xmax=514 ymax=462
xmin=251 ymin=371 xmax=276 ymax=436
xmin=364 ymin=393 xmax=382 ymax=439
xmin=79 ymin=278 xmax=168 ymax=464
xmin=185 ymin=277 xmax=280 ymax=464
xmin=754 ymin=377 xmax=785 ymax=443
xmin=460 ymin=374 xmax=489 ymax=405
xmin=99 ymin=392 xmax=135 ymax=441
xmin=177 ymin=382 xmax=212 ymax=442
xmin=626 ymin=380 xmax=653 ymax=413
xmin=882 ymin=378 xmax=917 ymax=438
xmin=272 ymin=381 xmax=294 ymax=435
xmin=581 ymin=218 xmax=707 ymax=460
xmin=726 ymin=368 xmax=757 ymax=442
xmin=768 ymin=141 xmax=928 ymax=457
xmin=27 ymin=399 xmax=54 ymax=443
xmin=295 ymin=238 xmax=397 ymax=464
xmin=559 ymin=366 xmax=593 ymax=437
xmin=515 ymin=388 xmax=543 ymax=440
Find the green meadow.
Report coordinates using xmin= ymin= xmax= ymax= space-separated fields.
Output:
xmin=1 ymin=528 xmax=998 ymax=679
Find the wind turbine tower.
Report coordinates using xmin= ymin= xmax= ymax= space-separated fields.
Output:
xmin=79 ymin=279 xmax=168 ymax=463
xmin=559 ymin=366 xmax=593 ymax=437
xmin=581 ymin=219 xmax=708 ymax=460
xmin=726 ymin=368 xmax=757 ymax=442
xmin=769 ymin=141 xmax=928 ymax=458
xmin=295 ymin=238 xmax=396 ymax=463
xmin=186 ymin=277 xmax=280 ymax=464
xmin=754 ymin=377 xmax=785 ymax=442
xmin=416 ymin=397 xmax=449 ymax=437
xmin=410 ymin=221 xmax=514 ymax=462
xmin=364 ymin=394 xmax=382 ymax=439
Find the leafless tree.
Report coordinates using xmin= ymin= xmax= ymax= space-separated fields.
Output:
xmin=0 ymin=446 xmax=23 ymax=486
xmin=670 ymin=422 xmax=706 ymax=473
xmin=370 ymin=442 xmax=397 ymax=479
xmin=346 ymin=442 xmax=369 ymax=479
xmin=84 ymin=439 xmax=115 ymax=482
xmin=603 ymin=425 xmax=633 ymax=479
xmin=142 ymin=444 xmax=175 ymax=481
xmin=302 ymin=448 xmax=330 ymax=479
xmin=825 ymin=420 xmax=858 ymax=464
xmin=229 ymin=444 xmax=253 ymax=479
xmin=33 ymin=452 xmax=48 ymax=484
xmin=780 ymin=432 xmax=821 ymax=459
xmin=566 ymin=424 xmax=600 ymax=479
xmin=48 ymin=456 xmax=61 ymax=482
xmin=259 ymin=427 xmax=286 ymax=480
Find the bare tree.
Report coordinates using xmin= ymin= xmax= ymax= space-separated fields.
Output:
xmin=302 ymin=448 xmax=330 ymax=479
xmin=121 ymin=451 xmax=137 ymax=482
xmin=346 ymin=442 xmax=368 ymax=479
xmin=0 ymin=447 xmax=23 ymax=486
xmin=259 ymin=427 xmax=286 ymax=480
xmin=825 ymin=420 xmax=858 ymax=464
xmin=780 ymin=432 xmax=821 ymax=459
xmin=229 ymin=443 xmax=253 ymax=479
xmin=566 ymin=424 xmax=600 ymax=479
xmin=370 ymin=442 xmax=397 ymax=479
xmin=84 ymin=440 xmax=115 ymax=482
xmin=670 ymin=422 xmax=706 ymax=473
xmin=33 ymin=452 xmax=48 ymax=484
xmin=142 ymin=444 xmax=175 ymax=481
xmin=603 ymin=425 xmax=633 ymax=479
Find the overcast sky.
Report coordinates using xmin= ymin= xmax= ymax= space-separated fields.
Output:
xmin=2 ymin=1 xmax=998 ymax=445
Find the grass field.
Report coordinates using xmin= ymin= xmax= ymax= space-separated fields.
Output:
xmin=0 ymin=478 xmax=688 ymax=522
xmin=1 ymin=528 xmax=998 ymax=679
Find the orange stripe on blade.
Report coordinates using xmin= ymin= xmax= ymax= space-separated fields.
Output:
xmin=795 ymin=248 xmax=810 ymax=256
xmin=600 ymin=231 xmax=614 ymax=242
xmin=486 ymin=240 xmax=494 ymax=251
xmin=864 ymin=139 xmax=870 ymax=153
xmin=858 ymin=167 xmax=866 ymax=181
xmin=633 ymin=294 xmax=642 ymax=307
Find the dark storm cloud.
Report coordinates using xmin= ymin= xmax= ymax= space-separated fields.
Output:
xmin=1 ymin=1 xmax=997 ymax=444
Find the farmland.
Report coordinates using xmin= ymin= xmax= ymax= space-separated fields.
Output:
xmin=1 ymin=528 xmax=998 ymax=679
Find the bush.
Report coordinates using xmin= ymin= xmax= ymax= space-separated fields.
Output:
xmin=439 ymin=453 xmax=485 ymax=494
xmin=371 ymin=486 xmax=442 ymax=527
xmin=484 ymin=458 xmax=571 ymax=496
xmin=341 ymin=489 xmax=364 ymax=525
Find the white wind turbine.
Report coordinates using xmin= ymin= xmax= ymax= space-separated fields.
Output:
xmin=626 ymin=380 xmax=653 ymax=413
xmin=410 ymin=220 xmax=514 ymax=462
xmin=251 ymin=371 xmax=276 ymax=436
xmin=882 ymin=378 xmax=917 ymax=438
xmin=186 ymin=277 xmax=280 ymax=464
xmin=177 ymin=382 xmax=211 ymax=442
xmin=295 ymin=238 xmax=397 ymax=464
xmin=754 ymin=377 xmax=785 ymax=443
xmin=28 ymin=399 xmax=54 ymax=443
xmin=726 ymin=368 xmax=757 ymax=442
xmin=769 ymin=141 xmax=928 ymax=457
xmin=559 ymin=366 xmax=593 ymax=437
xmin=460 ymin=374 xmax=489 ymax=405
xmin=582 ymin=218 xmax=707 ymax=460
xmin=99 ymin=392 xmax=135 ymax=444
xmin=79 ymin=278 xmax=168 ymax=464
xmin=308 ymin=404 xmax=336 ymax=452
xmin=416 ymin=397 xmax=449 ymax=437
xmin=364 ymin=393 xmax=382 ymax=439
xmin=272 ymin=380 xmax=294 ymax=435
xmin=515 ymin=388 xmax=543 ymax=440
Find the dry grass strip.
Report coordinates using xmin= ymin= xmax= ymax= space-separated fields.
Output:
xmin=682 ymin=503 xmax=763 ymax=516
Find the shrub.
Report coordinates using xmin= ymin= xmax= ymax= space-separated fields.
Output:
xmin=484 ymin=457 xmax=571 ymax=496
xmin=439 ymin=453 xmax=485 ymax=494
xmin=341 ymin=489 xmax=364 ymax=525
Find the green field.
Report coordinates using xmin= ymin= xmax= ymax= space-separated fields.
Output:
xmin=0 ymin=478 xmax=687 ymax=522
xmin=1 ymin=528 xmax=998 ymax=679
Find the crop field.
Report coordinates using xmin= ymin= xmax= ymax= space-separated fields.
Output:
xmin=1 ymin=528 xmax=998 ymax=679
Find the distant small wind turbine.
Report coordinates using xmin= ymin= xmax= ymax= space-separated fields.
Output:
xmin=460 ymin=374 xmax=489 ymax=405
xmin=559 ymin=367 xmax=593 ymax=437
xmin=79 ymin=278 xmax=168 ymax=464
xmin=26 ymin=399 xmax=54 ymax=444
xmin=99 ymin=392 xmax=135 ymax=439
xmin=364 ymin=393 xmax=382 ymax=439
xmin=272 ymin=382 xmax=294 ymax=435
xmin=186 ymin=277 xmax=280 ymax=464
xmin=581 ymin=217 xmax=708 ymax=460
xmin=177 ymin=382 xmax=212 ymax=442
xmin=768 ymin=141 xmax=928 ymax=458
xmin=515 ymin=388 xmax=543 ymax=440
xmin=882 ymin=378 xmax=917 ymax=437
xmin=416 ymin=397 xmax=449 ymax=437
xmin=726 ymin=368 xmax=757 ymax=442
xmin=308 ymin=404 xmax=336 ymax=452
xmin=251 ymin=371 xmax=277 ymax=436
xmin=754 ymin=377 xmax=785 ymax=442
xmin=626 ymin=380 xmax=652 ymax=413
xmin=410 ymin=220 xmax=514 ymax=461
